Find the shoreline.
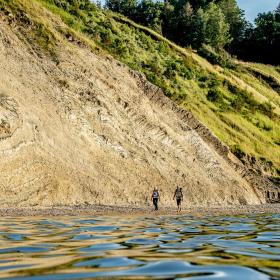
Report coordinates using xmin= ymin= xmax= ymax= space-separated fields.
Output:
xmin=0 ymin=204 xmax=279 ymax=217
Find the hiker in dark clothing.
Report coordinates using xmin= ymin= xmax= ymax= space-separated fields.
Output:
xmin=173 ymin=186 xmax=183 ymax=212
xmin=151 ymin=188 xmax=160 ymax=211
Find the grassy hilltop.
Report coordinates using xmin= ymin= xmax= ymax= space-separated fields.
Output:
xmin=1 ymin=0 xmax=280 ymax=178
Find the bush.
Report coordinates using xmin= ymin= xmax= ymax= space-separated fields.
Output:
xmin=157 ymin=41 xmax=169 ymax=54
xmin=164 ymin=58 xmax=181 ymax=79
xmin=148 ymin=58 xmax=163 ymax=75
xmin=207 ymin=87 xmax=223 ymax=103
xmin=228 ymin=85 xmax=259 ymax=114
xmin=231 ymin=95 xmax=245 ymax=112
xmin=255 ymin=120 xmax=273 ymax=131
xmin=99 ymin=28 xmax=114 ymax=45
xmin=198 ymin=45 xmax=236 ymax=69
xmin=183 ymin=69 xmax=193 ymax=80
xmin=258 ymin=102 xmax=275 ymax=119
xmin=207 ymin=74 xmax=222 ymax=88
xmin=110 ymin=38 xmax=128 ymax=57
xmin=231 ymin=145 xmax=246 ymax=160
xmin=198 ymin=74 xmax=208 ymax=83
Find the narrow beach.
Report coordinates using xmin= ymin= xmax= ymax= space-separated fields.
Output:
xmin=0 ymin=204 xmax=279 ymax=217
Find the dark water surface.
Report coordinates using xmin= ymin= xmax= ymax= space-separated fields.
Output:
xmin=0 ymin=214 xmax=279 ymax=279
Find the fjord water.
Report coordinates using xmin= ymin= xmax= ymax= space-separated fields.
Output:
xmin=0 ymin=214 xmax=279 ymax=280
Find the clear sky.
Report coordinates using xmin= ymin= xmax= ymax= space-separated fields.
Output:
xmin=98 ymin=0 xmax=279 ymax=23
xmin=236 ymin=0 xmax=279 ymax=22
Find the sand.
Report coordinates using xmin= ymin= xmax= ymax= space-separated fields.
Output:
xmin=0 ymin=204 xmax=279 ymax=217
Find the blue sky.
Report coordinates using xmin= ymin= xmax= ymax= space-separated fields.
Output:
xmin=236 ymin=0 xmax=279 ymax=22
xmin=99 ymin=0 xmax=279 ymax=22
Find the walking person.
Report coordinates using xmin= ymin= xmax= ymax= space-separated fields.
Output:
xmin=151 ymin=188 xmax=160 ymax=211
xmin=173 ymin=186 xmax=183 ymax=212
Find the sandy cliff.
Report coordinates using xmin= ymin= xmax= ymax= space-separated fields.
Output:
xmin=0 ymin=3 xmax=277 ymax=207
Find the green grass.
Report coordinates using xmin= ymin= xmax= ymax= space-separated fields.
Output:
xmin=0 ymin=0 xmax=59 ymax=58
xmin=2 ymin=0 xmax=279 ymax=172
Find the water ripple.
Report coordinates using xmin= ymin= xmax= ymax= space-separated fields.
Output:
xmin=0 ymin=214 xmax=279 ymax=279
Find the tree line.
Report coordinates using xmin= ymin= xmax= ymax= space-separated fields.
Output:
xmin=104 ymin=0 xmax=280 ymax=65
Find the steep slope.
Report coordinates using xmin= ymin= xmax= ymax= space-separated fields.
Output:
xmin=32 ymin=0 xmax=280 ymax=178
xmin=0 ymin=0 xmax=278 ymax=207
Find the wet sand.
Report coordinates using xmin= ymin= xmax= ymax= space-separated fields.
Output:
xmin=0 ymin=204 xmax=279 ymax=217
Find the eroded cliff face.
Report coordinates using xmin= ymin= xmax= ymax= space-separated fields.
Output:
xmin=0 ymin=8 xmax=274 ymax=207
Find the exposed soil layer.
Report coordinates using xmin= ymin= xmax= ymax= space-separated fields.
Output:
xmin=0 ymin=2 xmax=278 ymax=208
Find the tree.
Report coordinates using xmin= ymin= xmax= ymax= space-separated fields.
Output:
xmin=105 ymin=0 xmax=137 ymax=18
xmin=275 ymin=3 xmax=280 ymax=15
xmin=161 ymin=1 xmax=175 ymax=38
xmin=135 ymin=0 xmax=163 ymax=33
xmin=201 ymin=2 xmax=231 ymax=48
xmin=104 ymin=0 xmax=280 ymax=64
xmin=218 ymin=0 xmax=247 ymax=43
xmin=255 ymin=12 xmax=278 ymax=44
xmin=191 ymin=8 xmax=207 ymax=48
xmin=187 ymin=0 xmax=212 ymax=10
xmin=231 ymin=4 xmax=280 ymax=65
xmin=254 ymin=10 xmax=280 ymax=63
xmin=176 ymin=2 xmax=194 ymax=45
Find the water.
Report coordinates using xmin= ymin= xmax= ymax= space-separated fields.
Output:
xmin=0 ymin=214 xmax=279 ymax=279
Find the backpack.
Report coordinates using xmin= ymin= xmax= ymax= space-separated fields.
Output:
xmin=152 ymin=191 xmax=159 ymax=198
xmin=175 ymin=189 xmax=182 ymax=199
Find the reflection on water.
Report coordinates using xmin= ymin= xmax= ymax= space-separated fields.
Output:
xmin=0 ymin=214 xmax=279 ymax=279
